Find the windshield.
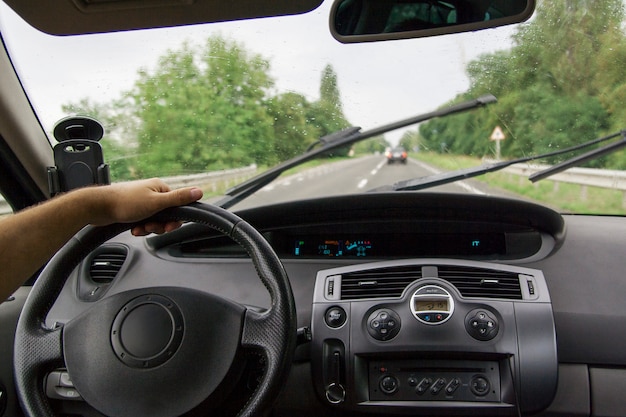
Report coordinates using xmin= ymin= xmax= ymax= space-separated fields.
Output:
xmin=0 ymin=0 xmax=625 ymax=214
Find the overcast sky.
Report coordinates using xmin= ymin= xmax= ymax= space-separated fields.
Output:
xmin=0 ymin=1 xmax=518 ymax=145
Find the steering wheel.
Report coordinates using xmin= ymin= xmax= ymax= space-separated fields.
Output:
xmin=14 ymin=202 xmax=297 ymax=417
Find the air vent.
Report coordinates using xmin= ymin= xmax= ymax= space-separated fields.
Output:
xmin=437 ymin=266 xmax=522 ymax=300
xmin=338 ymin=264 xmax=524 ymax=301
xmin=341 ymin=266 xmax=422 ymax=300
xmin=89 ymin=247 xmax=128 ymax=284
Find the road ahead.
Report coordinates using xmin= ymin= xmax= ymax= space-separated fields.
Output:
xmin=232 ymin=155 xmax=500 ymax=210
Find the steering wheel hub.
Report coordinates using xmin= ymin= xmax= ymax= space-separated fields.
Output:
xmin=111 ymin=294 xmax=184 ymax=369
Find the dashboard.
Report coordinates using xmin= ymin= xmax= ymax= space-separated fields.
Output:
xmin=4 ymin=192 xmax=626 ymax=416
xmin=161 ymin=192 xmax=564 ymax=263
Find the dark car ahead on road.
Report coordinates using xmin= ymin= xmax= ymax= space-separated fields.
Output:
xmin=386 ymin=147 xmax=408 ymax=164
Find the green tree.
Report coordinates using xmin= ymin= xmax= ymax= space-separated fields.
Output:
xmin=311 ymin=64 xmax=349 ymax=134
xmin=421 ymin=0 xmax=624 ymax=166
xmin=309 ymin=64 xmax=351 ymax=156
xmin=595 ymin=26 xmax=626 ymax=131
xmin=266 ymin=92 xmax=319 ymax=161
xmin=319 ymin=64 xmax=342 ymax=111
xmin=130 ymin=37 xmax=275 ymax=177
xmin=62 ymin=43 xmax=356 ymax=176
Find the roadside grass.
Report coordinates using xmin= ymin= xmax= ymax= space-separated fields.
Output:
xmin=413 ymin=152 xmax=626 ymax=215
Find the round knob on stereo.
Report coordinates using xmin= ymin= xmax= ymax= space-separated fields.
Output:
xmin=379 ymin=375 xmax=399 ymax=395
xmin=470 ymin=375 xmax=491 ymax=396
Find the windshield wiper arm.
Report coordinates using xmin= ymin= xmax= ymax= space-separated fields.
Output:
xmin=216 ymin=94 xmax=497 ymax=209
xmin=377 ymin=129 xmax=626 ymax=192
xmin=529 ymin=130 xmax=626 ymax=182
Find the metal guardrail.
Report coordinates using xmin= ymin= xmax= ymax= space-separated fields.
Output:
xmin=159 ymin=164 xmax=257 ymax=192
xmin=503 ymin=163 xmax=626 ymax=191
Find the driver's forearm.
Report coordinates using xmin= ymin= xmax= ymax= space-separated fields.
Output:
xmin=0 ymin=180 xmax=202 ymax=302
xmin=0 ymin=189 xmax=94 ymax=301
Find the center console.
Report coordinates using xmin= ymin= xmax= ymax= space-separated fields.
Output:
xmin=310 ymin=259 xmax=557 ymax=416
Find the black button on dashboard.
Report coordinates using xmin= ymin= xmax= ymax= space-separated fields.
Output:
xmin=379 ymin=376 xmax=399 ymax=395
xmin=417 ymin=312 xmax=449 ymax=323
xmin=445 ymin=378 xmax=461 ymax=394
xmin=465 ymin=309 xmax=499 ymax=341
xmin=366 ymin=308 xmax=401 ymax=341
xmin=470 ymin=376 xmax=491 ymax=396
xmin=430 ymin=378 xmax=446 ymax=395
xmin=325 ymin=306 xmax=347 ymax=328
xmin=415 ymin=377 xmax=433 ymax=395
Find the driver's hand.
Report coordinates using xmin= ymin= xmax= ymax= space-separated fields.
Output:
xmin=91 ymin=178 xmax=204 ymax=235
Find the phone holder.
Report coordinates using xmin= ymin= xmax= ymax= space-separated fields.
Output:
xmin=47 ymin=116 xmax=110 ymax=196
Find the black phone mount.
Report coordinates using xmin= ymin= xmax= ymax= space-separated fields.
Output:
xmin=47 ymin=116 xmax=110 ymax=196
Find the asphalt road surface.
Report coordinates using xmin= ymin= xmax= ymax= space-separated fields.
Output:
xmin=232 ymin=155 xmax=511 ymax=211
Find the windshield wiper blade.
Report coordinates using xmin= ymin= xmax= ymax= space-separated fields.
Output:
xmin=216 ymin=94 xmax=497 ymax=209
xmin=378 ymin=129 xmax=626 ymax=192
xmin=529 ymin=130 xmax=626 ymax=182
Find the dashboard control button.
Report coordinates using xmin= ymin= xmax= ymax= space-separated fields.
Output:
xmin=445 ymin=378 xmax=461 ymax=395
xmin=465 ymin=309 xmax=499 ymax=341
xmin=407 ymin=376 xmax=418 ymax=387
xmin=417 ymin=312 xmax=449 ymax=323
xmin=430 ymin=378 xmax=447 ymax=395
xmin=470 ymin=376 xmax=491 ymax=396
xmin=325 ymin=306 xmax=347 ymax=328
xmin=417 ymin=313 xmax=432 ymax=322
xmin=59 ymin=371 xmax=73 ymax=387
xmin=379 ymin=376 xmax=399 ymax=395
xmin=415 ymin=377 xmax=433 ymax=395
xmin=45 ymin=371 xmax=83 ymax=401
xmin=366 ymin=309 xmax=401 ymax=341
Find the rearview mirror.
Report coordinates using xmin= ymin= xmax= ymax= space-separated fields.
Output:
xmin=330 ymin=0 xmax=535 ymax=43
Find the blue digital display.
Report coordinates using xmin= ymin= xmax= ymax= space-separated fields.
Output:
xmin=293 ymin=233 xmax=505 ymax=257
xmin=294 ymin=238 xmax=372 ymax=257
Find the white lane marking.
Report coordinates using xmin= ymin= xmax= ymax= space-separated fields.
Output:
xmin=371 ymin=159 xmax=386 ymax=175
xmin=413 ymin=160 xmax=485 ymax=195
xmin=359 ymin=159 xmax=387 ymax=189
xmin=455 ymin=181 xmax=486 ymax=195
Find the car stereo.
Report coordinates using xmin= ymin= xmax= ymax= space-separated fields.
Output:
xmin=310 ymin=259 xmax=557 ymax=416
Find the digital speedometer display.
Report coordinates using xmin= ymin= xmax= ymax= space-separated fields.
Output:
xmin=292 ymin=233 xmax=506 ymax=258
xmin=294 ymin=239 xmax=373 ymax=257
